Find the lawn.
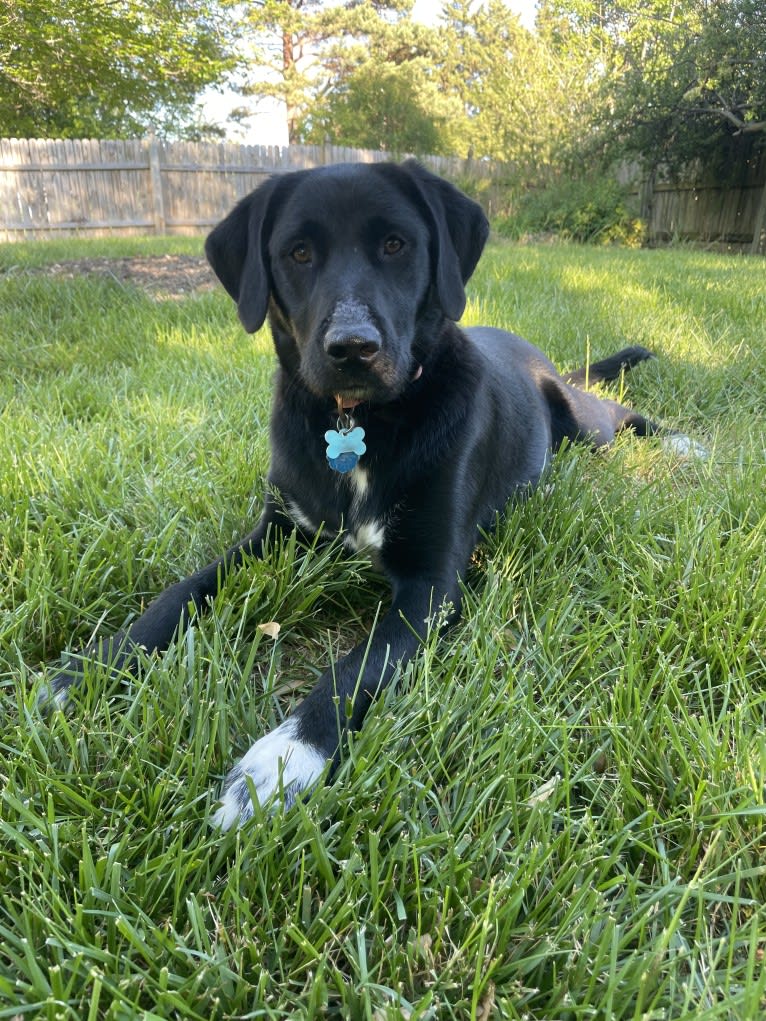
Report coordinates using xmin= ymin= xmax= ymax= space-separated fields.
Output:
xmin=1 ymin=235 xmax=764 ymax=1020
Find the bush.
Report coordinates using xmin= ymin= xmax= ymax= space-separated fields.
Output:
xmin=495 ymin=174 xmax=645 ymax=246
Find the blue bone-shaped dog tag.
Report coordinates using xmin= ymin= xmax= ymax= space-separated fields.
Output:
xmin=325 ymin=425 xmax=366 ymax=473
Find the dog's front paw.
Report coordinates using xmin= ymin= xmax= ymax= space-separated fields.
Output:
xmin=37 ymin=633 xmax=136 ymax=713
xmin=212 ymin=718 xmax=328 ymax=830
xmin=36 ymin=664 xmax=81 ymax=712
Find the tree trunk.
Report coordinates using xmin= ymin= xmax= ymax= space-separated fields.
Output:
xmin=750 ymin=175 xmax=766 ymax=255
xmin=283 ymin=30 xmax=299 ymax=145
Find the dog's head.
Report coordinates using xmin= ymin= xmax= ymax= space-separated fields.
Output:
xmin=205 ymin=160 xmax=489 ymax=405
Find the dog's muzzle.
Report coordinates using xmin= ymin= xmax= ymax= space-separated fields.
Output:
xmin=323 ymin=300 xmax=381 ymax=365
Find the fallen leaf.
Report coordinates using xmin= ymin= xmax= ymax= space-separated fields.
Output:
xmin=257 ymin=621 xmax=281 ymax=639
xmin=526 ymin=774 xmax=560 ymax=806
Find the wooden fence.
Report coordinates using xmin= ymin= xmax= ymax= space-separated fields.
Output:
xmin=620 ymin=156 xmax=766 ymax=255
xmin=1 ymin=137 xmax=764 ymax=252
xmin=0 ymin=137 xmax=491 ymax=241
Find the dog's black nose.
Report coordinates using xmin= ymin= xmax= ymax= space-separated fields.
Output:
xmin=324 ymin=324 xmax=381 ymax=363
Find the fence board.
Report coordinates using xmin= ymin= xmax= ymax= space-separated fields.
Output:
xmin=624 ymin=155 xmax=766 ymax=250
xmin=0 ymin=138 xmax=763 ymax=250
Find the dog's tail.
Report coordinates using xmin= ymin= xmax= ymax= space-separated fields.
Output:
xmin=563 ymin=345 xmax=655 ymax=387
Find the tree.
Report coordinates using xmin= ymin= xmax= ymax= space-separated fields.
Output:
xmin=540 ymin=0 xmax=766 ymax=174
xmin=240 ymin=0 xmax=449 ymax=149
xmin=298 ymin=10 xmax=463 ymax=153
xmin=670 ymin=0 xmax=766 ymax=169
xmin=435 ymin=0 xmax=595 ymax=178
xmin=302 ymin=60 xmax=460 ymax=153
xmin=239 ymin=0 xmax=327 ymax=145
xmin=0 ymin=0 xmax=236 ymax=138
xmin=238 ymin=0 xmax=599 ymax=166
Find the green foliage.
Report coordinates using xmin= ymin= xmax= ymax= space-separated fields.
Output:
xmin=240 ymin=0 xmax=596 ymax=167
xmin=0 ymin=0 xmax=237 ymax=138
xmin=1 ymin=237 xmax=765 ymax=1018
xmin=540 ymin=0 xmax=766 ymax=173
xmin=4 ymin=0 xmax=763 ymax=184
xmin=241 ymin=0 xmax=438 ymax=147
xmin=436 ymin=0 xmax=594 ymax=178
xmin=301 ymin=60 xmax=458 ymax=154
xmin=237 ymin=0 xmax=766 ymax=183
xmin=242 ymin=0 xmax=450 ymax=152
xmin=298 ymin=12 xmax=463 ymax=153
xmin=495 ymin=175 xmax=645 ymax=245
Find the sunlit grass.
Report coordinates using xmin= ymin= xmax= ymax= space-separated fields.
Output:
xmin=1 ymin=237 xmax=765 ymax=1019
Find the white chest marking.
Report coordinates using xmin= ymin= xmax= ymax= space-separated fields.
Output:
xmin=289 ymin=466 xmax=382 ymax=551
xmin=345 ymin=519 xmax=385 ymax=553
xmin=349 ymin=465 xmax=369 ymax=498
xmin=343 ymin=465 xmax=384 ymax=552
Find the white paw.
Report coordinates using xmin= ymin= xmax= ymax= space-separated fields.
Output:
xmin=662 ymin=434 xmax=709 ymax=459
xmin=211 ymin=718 xmax=328 ymax=830
xmin=37 ymin=682 xmax=71 ymax=712
xmin=37 ymin=666 xmax=82 ymax=712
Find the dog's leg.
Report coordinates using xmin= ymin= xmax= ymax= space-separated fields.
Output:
xmin=548 ymin=378 xmax=707 ymax=458
xmin=39 ymin=496 xmax=291 ymax=709
xmin=608 ymin=403 xmax=708 ymax=458
xmin=212 ymin=575 xmax=459 ymax=829
xmin=562 ymin=350 xmax=707 ymax=457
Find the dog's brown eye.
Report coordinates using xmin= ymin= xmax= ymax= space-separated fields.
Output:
xmin=383 ymin=236 xmax=404 ymax=256
xmin=291 ymin=242 xmax=312 ymax=265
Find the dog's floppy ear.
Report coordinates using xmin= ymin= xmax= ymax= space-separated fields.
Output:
xmin=401 ymin=159 xmax=490 ymax=322
xmin=205 ymin=175 xmax=285 ymax=333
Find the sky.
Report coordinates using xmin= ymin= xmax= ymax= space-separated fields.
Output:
xmin=201 ymin=0 xmax=539 ymax=146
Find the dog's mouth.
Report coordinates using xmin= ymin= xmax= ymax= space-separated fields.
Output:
xmin=333 ymin=364 xmax=422 ymax=412
xmin=337 ymin=394 xmax=363 ymax=411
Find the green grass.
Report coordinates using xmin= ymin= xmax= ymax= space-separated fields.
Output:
xmin=1 ymin=236 xmax=765 ymax=1020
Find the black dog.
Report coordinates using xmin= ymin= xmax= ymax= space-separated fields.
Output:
xmin=42 ymin=160 xmax=699 ymax=828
